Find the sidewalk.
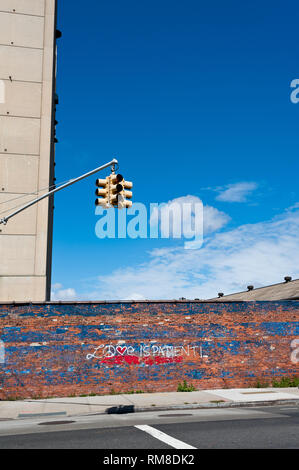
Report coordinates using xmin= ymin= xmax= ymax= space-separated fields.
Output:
xmin=1 ymin=387 xmax=299 ymax=420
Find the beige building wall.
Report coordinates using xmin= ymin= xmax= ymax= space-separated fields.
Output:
xmin=0 ymin=0 xmax=57 ymax=301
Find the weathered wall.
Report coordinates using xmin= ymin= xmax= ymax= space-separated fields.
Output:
xmin=0 ymin=301 xmax=298 ymax=399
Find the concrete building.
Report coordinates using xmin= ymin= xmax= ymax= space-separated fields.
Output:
xmin=0 ymin=0 xmax=58 ymax=301
xmin=208 ymin=277 xmax=299 ymax=301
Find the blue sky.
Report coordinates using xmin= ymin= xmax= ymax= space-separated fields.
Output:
xmin=51 ymin=0 xmax=299 ymax=300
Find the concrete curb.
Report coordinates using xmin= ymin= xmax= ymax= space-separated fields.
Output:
xmin=1 ymin=398 xmax=298 ymax=421
xmin=66 ymin=398 xmax=299 ymax=418
xmin=133 ymin=398 xmax=299 ymax=413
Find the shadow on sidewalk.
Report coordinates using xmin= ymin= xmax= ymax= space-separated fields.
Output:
xmin=106 ymin=405 xmax=135 ymax=414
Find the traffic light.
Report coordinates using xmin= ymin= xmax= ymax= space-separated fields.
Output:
xmin=95 ymin=174 xmax=133 ymax=208
xmin=95 ymin=177 xmax=109 ymax=207
xmin=110 ymin=174 xmax=133 ymax=208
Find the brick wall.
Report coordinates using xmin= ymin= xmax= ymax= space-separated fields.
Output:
xmin=0 ymin=301 xmax=298 ymax=399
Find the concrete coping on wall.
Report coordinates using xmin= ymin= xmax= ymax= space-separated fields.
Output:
xmin=0 ymin=299 xmax=298 ymax=306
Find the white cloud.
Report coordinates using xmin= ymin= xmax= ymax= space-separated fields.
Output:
xmin=215 ymin=182 xmax=258 ymax=202
xmin=203 ymin=204 xmax=230 ymax=233
xmin=52 ymin=282 xmax=63 ymax=290
xmin=88 ymin=205 xmax=299 ymax=300
xmin=123 ymin=293 xmax=146 ymax=301
xmin=51 ymin=286 xmax=78 ymax=301
xmin=149 ymin=195 xmax=230 ymax=237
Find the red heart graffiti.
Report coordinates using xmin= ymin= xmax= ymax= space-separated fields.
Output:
xmin=116 ymin=346 xmax=127 ymax=356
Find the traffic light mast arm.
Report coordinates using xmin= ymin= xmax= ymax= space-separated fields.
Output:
xmin=0 ymin=158 xmax=118 ymax=225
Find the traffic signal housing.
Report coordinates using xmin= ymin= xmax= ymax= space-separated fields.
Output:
xmin=111 ymin=174 xmax=133 ymax=208
xmin=95 ymin=174 xmax=133 ymax=208
xmin=95 ymin=177 xmax=109 ymax=207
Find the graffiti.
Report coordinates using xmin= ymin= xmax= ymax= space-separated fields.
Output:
xmin=290 ymin=339 xmax=299 ymax=364
xmin=86 ymin=343 xmax=200 ymax=365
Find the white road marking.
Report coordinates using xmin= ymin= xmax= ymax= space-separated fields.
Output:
xmin=135 ymin=424 xmax=196 ymax=449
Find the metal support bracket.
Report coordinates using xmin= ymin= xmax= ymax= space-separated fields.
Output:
xmin=0 ymin=158 xmax=118 ymax=225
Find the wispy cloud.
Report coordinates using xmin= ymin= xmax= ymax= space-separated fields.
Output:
xmin=52 ymin=203 xmax=299 ymax=302
xmin=52 ymin=283 xmax=63 ymax=290
xmin=215 ymin=182 xmax=258 ymax=202
xmin=51 ymin=284 xmax=78 ymax=301
xmin=86 ymin=204 xmax=299 ymax=300
xmin=149 ymin=195 xmax=230 ymax=236
xmin=203 ymin=204 xmax=230 ymax=233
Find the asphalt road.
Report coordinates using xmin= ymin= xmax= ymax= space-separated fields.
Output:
xmin=0 ymin=405 xmax=298 ymax=449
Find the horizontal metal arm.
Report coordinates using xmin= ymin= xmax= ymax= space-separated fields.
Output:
xmin=0 ymin=158 xmax=118 ymax=225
